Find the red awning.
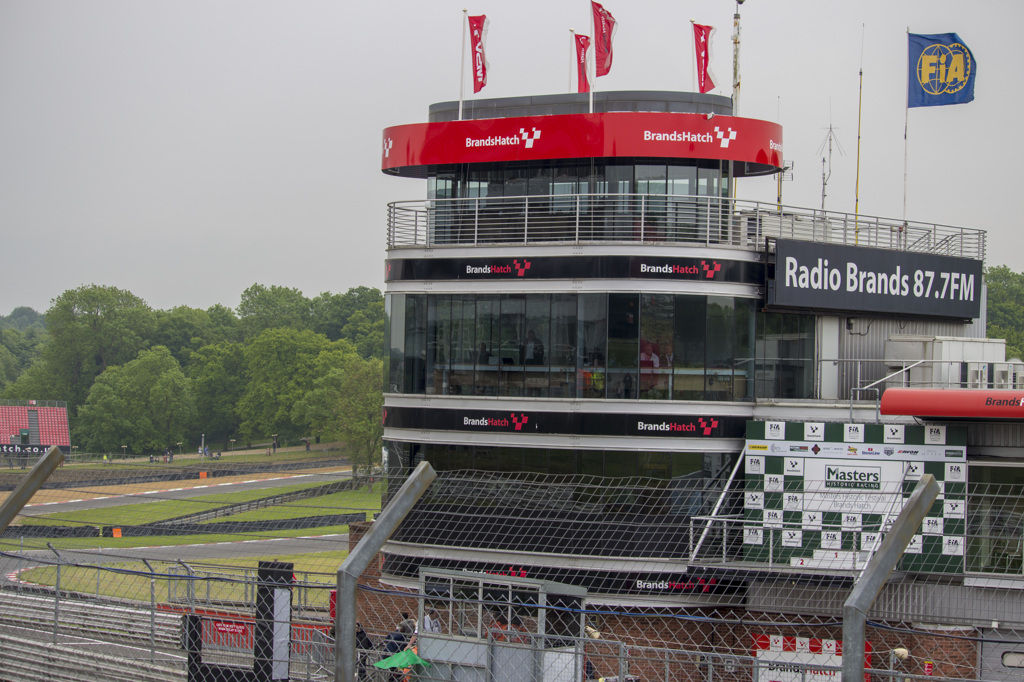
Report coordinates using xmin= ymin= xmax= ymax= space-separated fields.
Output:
xmin=880 ymin=388 xmax=1024 ymax=419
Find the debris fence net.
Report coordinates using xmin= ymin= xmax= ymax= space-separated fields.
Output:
xmin=0 ymin=455 xmax=1021 ymax=681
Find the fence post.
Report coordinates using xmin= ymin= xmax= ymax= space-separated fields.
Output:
xmin=842 ymin=474 xmax=939 ymax=682
xmin=143 ymin=559 xmax=156 ymax=662
xmin=335 ymin=461 xmax=436 ymax=682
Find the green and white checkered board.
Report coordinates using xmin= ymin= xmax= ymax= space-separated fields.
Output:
xmin=741 ymin=421 xmax=966 ymax=574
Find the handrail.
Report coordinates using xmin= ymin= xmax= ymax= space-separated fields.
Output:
xmin=386 ymin=193 xmax=985 ymax=260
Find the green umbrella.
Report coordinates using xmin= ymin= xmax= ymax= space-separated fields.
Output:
xmin=374 ymin=648 xmax=431 ymax=669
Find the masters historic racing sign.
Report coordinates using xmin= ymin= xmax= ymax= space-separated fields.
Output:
xmin=766 ymin=239 xmax=982 ymax=319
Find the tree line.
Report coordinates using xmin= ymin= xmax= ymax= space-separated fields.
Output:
xmin=0 ymin=283 xmax=384 ymax=470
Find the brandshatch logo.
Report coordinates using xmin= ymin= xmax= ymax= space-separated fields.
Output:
xmin=701 ymin=260 xmax=721 ymax=279
xmin=514 ymin=259 xmax=532 ymax=277
xmin=714 ymin=126 xmax=737 ymax=148
xmin=383 ymin=137 xmax=393 ymax=158
xmin=462 ymin=413 xmax=531 ymax=431
xmin=699 ymin=417 xmax=718 ymax=436
xmin=520 ymin=127 xmax=542 ymax=148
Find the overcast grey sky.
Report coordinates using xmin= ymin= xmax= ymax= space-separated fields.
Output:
xmin=1 ymin=1 xmax=1018 ymax=316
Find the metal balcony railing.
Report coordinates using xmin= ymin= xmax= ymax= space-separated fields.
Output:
xmin=387 ymin=194 xmax=986 ymax=260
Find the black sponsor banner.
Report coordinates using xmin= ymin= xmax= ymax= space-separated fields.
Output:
xmin=767 ymin=239 xmax=982 ymax=319
xmin=383 ymin=553 xmax=745 ymax=597
xmin=384 ymin=406 xmax=746 ymax=439
xmin=386 ymin=256 xmax=762 ymax=285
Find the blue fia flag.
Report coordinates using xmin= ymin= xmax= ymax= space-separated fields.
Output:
xmin=908 ymin=33 xmax=976 ymax=108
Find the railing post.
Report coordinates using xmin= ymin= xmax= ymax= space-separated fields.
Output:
xmin=640 ymin=194 xmax=646 ymax=240
xmin=575 ymin=194 xmax=580 ymax=242
xmin=474 ymin=197 xmax=479 ymax=244
xmin=523 ymin=196 xmax=529 ymax=242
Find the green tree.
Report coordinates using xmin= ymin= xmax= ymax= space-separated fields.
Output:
xmin=75 ymin=346 xmax=195 ymax=453
xmin=311 ymin=287 xmax=383 ymax=342
xmin=188 ymin=342 xmax=246 ymax=447
xmin=1 ymin=306 xmax=44 ymax=331
xmin=237 ymin=328 xmax=339 ymax=441
xmin=39 ymin=285 xmax=154 ymax=414
xmin=986 ymin=266 xmax=1024 ymax=360
xmin=206 ymin=303 xmax=242 ymax=344
xmin=341 ymin=303 xmax=386 ymax=360
xmin=74 ymin=374 xmax=132 ymax=453
xmin=237 ymin=284 xmax=311 ymax=339
xmin=153 ymin=306 xmax=215 ymax=366
xmin=292 ymin=347 xmax=383 ymax=473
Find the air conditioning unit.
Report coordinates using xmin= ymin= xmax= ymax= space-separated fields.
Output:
xmin=994 ymin=367 xmax=1011 ymax=390
xmin=967 ymin=363 xmax=988 ymax=389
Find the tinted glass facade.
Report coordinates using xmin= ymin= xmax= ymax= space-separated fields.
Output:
xmin=385 ymin=292 xmax=815 ymax=401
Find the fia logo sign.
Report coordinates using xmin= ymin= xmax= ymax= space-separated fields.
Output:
xmin=821 ymin=530 xmax=842 ymax=549
xmin=946 ymin=463 xmax=965 ymax=481
xmin=765 ymin=474 xmax=784 ymax=492
xmin=764 ymin=509 xmax=783 ymax=527
xmin=747 ymin=456 xmax=763 ymax=474
xmin=744 ymin=526 xmax=764 ymax=544
xmin=925 ymin=425 xmax=947 ymax=445
xmin=842 ymin=513 xmax=862 ymax=530
xmin=942 ymin=535 xmax=965 ymax=556
xmin=765 ymin=421 xmax=786 ymax=440
xmin=844 ymin=423 xmax=864 ymax=443
xmin=784 ymin=492 xmax=803 ymax=511
xmin=923 ymin=517 xmax=944 ymax=535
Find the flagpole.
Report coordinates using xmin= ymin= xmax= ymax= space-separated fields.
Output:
xmin=902 ymin=27 xmax=910 ymax=241
xmin=459 ymin=9 xmax=467 ymax=121
xmin=589 ymin=5 xmax=595 ymax=114
xmin=690 ymin=20 xmax=697 ymax=92
xmin=570 ymin=29 xmax=576 ymax=93
xmin=854 ymin=23 xmax=864 ymax=244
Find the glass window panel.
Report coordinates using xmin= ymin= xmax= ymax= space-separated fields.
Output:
xmin=499 ymin=295 xmax=526 ymax=396
xmin=404 ymin=295 xmax=428 ymax=395
xmin=580 ymin=450 xmax=603 ymax=477
xmin=475 ymin=296 xmax=501 ymax=396
xmin=449 ymin=295 xmax=476 ymax=396
xmin=673 ymin=295 xmax=705 ymax=400
xmin=425 ymin=297 xmax=450 ymax=396
xmin=735 ymin=299 xmax=756 ymax=401
xmin=448 ymin=445 xmax=473 ymax=470
xmin=550 ymin=294 xmax=577 ymax=398
xmin=667 ymin=164 xmax=698 ymax=241
xmin=578 ymin=294 xmax=608 ymax=399
xmin=640 ymin=293 xmax=673 ymax=400
xmin=604 ymin=451 xmax=637 ymax=478
xmin=705 ymin=296 xmax=735 ymax=400
xmin=607 ymin=294 xmax=639 ymax=399
xmin=498 ymin=447 xmax=524 ymax=472
xmin=549 ymin=450 xmax=575 ymax=476
xmin=524 ymin=296 xmax=551 ymax=396
xmin=523 ymin=449 xmax=549 ymax=474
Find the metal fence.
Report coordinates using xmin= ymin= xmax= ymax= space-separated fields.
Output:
xmin=2 ymin=459 xmax=1023 ymax=681
xmin=387 ymin=194 xmax=986 ymax=261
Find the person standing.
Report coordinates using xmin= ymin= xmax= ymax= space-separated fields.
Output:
xmin=423 ymin=609 xmax=442 ymax=634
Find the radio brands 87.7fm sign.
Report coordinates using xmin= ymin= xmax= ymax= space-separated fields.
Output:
xmin=766 ymin=239 xmax=982 ymax=320
xmin=742 ymin=421 xmax=966 ymax=574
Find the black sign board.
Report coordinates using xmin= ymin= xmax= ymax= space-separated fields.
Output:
xmin=766 ymin=239 xmax=982 ymax=319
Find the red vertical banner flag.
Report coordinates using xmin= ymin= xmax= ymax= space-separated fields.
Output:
xmin=693 ymin=22 xmax=716 ymax=94
xmin=591 ymin=1 xmax=617 ymax=77
xmin=468 ymin=14 xmax=490 ymax=93
xmin=575 ymin=34 xmax=591 ymax=93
